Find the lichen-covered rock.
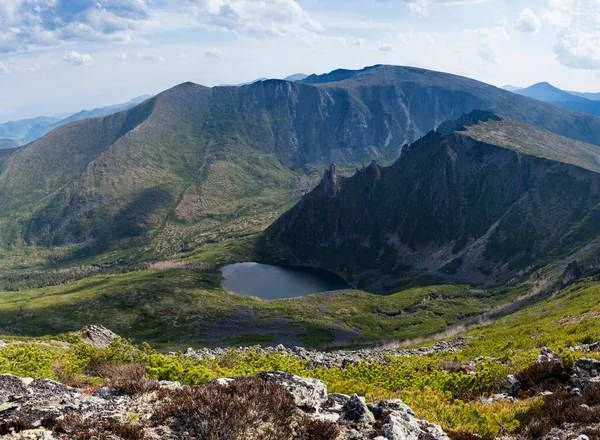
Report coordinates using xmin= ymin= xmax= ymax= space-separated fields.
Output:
xmin=323 ymin=393 xmax=351 ymax=413
xmin=339 ymin=394 xmax=375 ymax=424
xmin=537 ymin=347 xmax=562 ymax=364
xmin=77 ymin=324 xmax=118 ymax=348
xmin=503 ymin=375 xmax=522 ymax=397
xmin=257 ymin=371 xmax=327 ymax=412
xmin=382 ymin=410 xmax=450 ymax=440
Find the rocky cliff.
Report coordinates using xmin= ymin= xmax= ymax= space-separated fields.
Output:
xmin=261 ymin=112 xmax=600 ymax=290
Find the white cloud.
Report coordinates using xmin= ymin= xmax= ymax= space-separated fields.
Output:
xmin=113 ymin=53 xmax=128 ymax=61
xmin=478 ymin=44 xmax=497 ymax=64
xmin=179 ymin=52 xmax=189 ymax=59
xmin=403 ymin=0 xmax=490 ymax=17
xmin=0 ymin=62 xmax=10 ymax=75
xmin=205 ymin=48 xmax=228 ymax=59
xmin=333 ymin=37 xmax=347 ymax=45
xmin=137 ymin=53 xmax=165 ymax=62
xmin=465 ymin=21 xmax=510 ymax=41
xmin=554 ymin=28 xmax=600 ymax=70
xmin=516 ymin=8 xmax=542 ymax=33
xmin=187 ymin=0 xmax=323 ymax=38
xmin=0 ymin=0 xmax=152 ymax=53
xmin=378 ymin=42 xmax=394 ymax=51
xmin=351 ymin=38 xmax=366 ymax=46
xmin=63 ymin=51 xmax=94 ymax=66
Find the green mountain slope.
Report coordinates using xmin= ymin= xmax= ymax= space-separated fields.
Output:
xmin=262 ymin=111 xmax=600 ymax=291
xmin=4 ymin=65 xmax=600 ymax=260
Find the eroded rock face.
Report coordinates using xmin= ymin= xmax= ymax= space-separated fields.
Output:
xmin=563 ymin=261 xmax=584 ymax=286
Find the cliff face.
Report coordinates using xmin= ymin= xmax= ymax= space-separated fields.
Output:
xmin=262 ymin=113 xmax=600 ymax=290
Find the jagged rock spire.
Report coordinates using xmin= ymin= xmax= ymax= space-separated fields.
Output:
xmin=322 ymin=164 xmax=340 ymax=199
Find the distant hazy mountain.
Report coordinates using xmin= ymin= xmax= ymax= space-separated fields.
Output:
xmin=568 ymin=91 xmax=600 ymax=101
xmin=283 ymin=73 xmax=308 ymax=81
xmin=0 ymin=116 xmax=59 ymax=145
xmin=0 ymin=139 xmax=19 ymax=150
xmin=262 ymin=111 xmax=600 ymax=290
xmin=221 ymin=73 xmax=309 ymax=87
xmin=3 ymin=65 xmax=600 ymax=257
xmin=500 ymin=85 xmax=522 ymax=92
xmin=502 ymin=82 xmax=600 ymax=116
xmin=0 ymin=95 xmax=152 ymax=145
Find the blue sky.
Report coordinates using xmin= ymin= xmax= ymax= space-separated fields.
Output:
xmin=0 ymin=0 xmax=599 ymax=122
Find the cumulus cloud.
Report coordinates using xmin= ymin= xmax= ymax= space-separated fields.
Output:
xmin=0 ymin=62 xmax=10 ymax=74
xmin=63 ymin=50 xmax=94 ymax=66
xmin=0 ymin=0 xmax=151 ymax=53
xmin=187 ymin=0 xmax=323 ymax=38
xmin=516 ymin=8 xmax=542 ymax=33
xmin=554 ymin=28 xmax=600 ymax=70
xmin=113 ymin=53 xmax=128 ymax=61
xmin=205 ymin=48 xmax=228 ymax=59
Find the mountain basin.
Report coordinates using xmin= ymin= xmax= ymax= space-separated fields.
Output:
xmin=220 ymin=262 xmax=350 ymax=300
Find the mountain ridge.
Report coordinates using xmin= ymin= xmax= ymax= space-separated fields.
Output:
xmin=3 ymin=65 xmax=600 ymax=259
xmin=261 ymin=111 xmax=600 ymax=291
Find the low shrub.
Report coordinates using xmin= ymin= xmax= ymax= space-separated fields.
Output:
xmin=152 ymin=379 xmax=339 ymax=440
xmin=97 ymin=363 xmax=159 ymax=396
xmin=515 ymin=361 xmax=571 ymax=396
xmin=517 ymin=382 xmax=600 ymax=438
xmin=54 ymin=415 xmax=147 ymax=440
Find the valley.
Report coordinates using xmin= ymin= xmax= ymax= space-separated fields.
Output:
xmin=2 ymin=64 xmax=600 ymax=439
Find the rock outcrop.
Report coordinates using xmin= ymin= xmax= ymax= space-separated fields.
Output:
xmin=76 ymin=325 xmax=118 ymax=348
xmin=184 ymin=337 xmax=470 ymax=368
xmin=0 ymin=371 xmax=450 ymax=440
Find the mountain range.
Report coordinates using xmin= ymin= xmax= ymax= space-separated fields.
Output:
xmin=0 ymin=95 xmax=151 ymax=147
xmin=2 ymin=65 xmax=600 ymax=267
xmin=502 ymin=82 xmax=600 ymax=116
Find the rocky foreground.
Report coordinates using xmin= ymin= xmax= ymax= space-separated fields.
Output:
xmin=0 ymin=370 xmax=448 ymax=440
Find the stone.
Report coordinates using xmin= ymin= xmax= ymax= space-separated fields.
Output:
xmin=369 ymin=399 xmax=414 ymax=420
xmin=503 ymin=374 xmax=521 ymax=397
xmin=323 ymin=392 xmax=351 ymax=413
xmin=0 ymin=374 xmax=28 ymax=404
xmin=257 ymin=371 xmax=327 ymax=412
xmin=537 ymin=347 xmax=562 ymax=364
xmin=382 ymin=410 xmax=450 ymax=440
xmin=339 ymin=394 xmax=376 ymax=424
xmin=77 ymin=324 xmax=118 ymax=348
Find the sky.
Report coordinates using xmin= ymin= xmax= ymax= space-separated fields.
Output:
xmin=1 ymin=0 xmax=600 ymax=122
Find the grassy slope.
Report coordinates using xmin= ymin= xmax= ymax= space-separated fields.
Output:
xmin=462 ymin=116 xmax=600 ymax=173
xmin=0 ymin=258 xmax=526 ymax=349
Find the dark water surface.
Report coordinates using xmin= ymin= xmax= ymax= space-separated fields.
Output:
xmin=220 ymin=262 xmax=350 ymax=300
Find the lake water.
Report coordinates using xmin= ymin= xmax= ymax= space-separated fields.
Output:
xmin=220 ymin=262 xmax=350 ymax=300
